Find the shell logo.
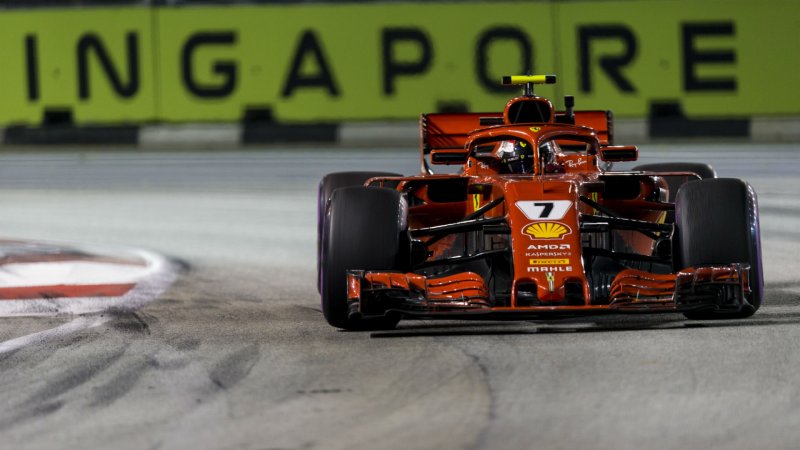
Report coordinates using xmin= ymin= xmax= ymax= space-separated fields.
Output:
xmin=523 ymin=221 xmax=572 ymax=240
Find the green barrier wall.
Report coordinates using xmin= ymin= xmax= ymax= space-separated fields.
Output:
xmin=1 ymin=0 xmax=797 ymax=125
xmin=556 ymin=0 xmax=799 ymax=118
xmin=0 ymin=8 xmax=156 ymax=125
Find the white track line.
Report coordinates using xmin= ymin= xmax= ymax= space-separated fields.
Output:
xmin=0 ymin=315 xmax=111 ymax=355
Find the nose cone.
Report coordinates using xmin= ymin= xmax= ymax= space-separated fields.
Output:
xmin=503 ymin=179 xmax=587 ymax=306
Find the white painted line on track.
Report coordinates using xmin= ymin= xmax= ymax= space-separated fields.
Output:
xmin=0 ymin=261 xmax=146 ymax=287
xmin=139 ymin=124 xmax=241 ymax=148
xmin=337 ymin=121 xmax=419 ymax=147
xmin=0 ymin=315 xmax=111 ymax=355
xmin=751 ymin=117 xmax=800 ymax=142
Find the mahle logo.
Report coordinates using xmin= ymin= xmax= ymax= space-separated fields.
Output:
xmin=522 ymin=221 xmax=572 ymax=240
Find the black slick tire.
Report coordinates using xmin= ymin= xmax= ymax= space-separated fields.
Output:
xmin=317 ymin=171 xmax=401 ymax=292
xmin=321 ymin=186 xmax=405 ymax=330
xmin=674 ymin=178 xmax=763 ymax=319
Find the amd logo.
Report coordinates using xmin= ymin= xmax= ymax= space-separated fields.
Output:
xmin=527 ymin=244 xmax=570 ymax=250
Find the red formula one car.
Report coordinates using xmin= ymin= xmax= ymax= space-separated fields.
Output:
xmin=318 ymin=75 xmax=763 ymax=330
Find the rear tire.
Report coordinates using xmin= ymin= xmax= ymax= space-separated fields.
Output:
xmin=317 ymin=171 xmax=401 ymax=292
xmin=674 ymin=178 xmax=763 ymax=319
xmin=321 ymin=186 xmax=406 ymax=330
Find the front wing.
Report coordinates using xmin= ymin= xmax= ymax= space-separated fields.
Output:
xmin=346 ymin=264 xmax=752 ymax=320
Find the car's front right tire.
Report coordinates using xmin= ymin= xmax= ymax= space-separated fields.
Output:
xmin=674 ymin=178 xmax=763 ymax=319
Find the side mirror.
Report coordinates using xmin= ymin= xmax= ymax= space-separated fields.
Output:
xmin=599 ymin=145 xmax=638 ymax=162
xmin=430 ymin=149 xmax=469 ymax=165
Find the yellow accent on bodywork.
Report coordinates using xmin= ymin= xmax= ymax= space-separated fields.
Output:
xmin=530 ymin=258 xmax=570 ymax=265
xmin=506 ymin=75 xmax=554 ymax=85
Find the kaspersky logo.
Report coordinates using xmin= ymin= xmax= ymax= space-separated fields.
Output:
xmin=522 ymin=221 xmax=572 ymax=240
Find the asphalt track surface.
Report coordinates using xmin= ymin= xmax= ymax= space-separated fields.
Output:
xmin=0 ymin=143 xmax=797 ymax=450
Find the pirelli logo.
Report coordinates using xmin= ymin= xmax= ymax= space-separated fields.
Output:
xmin=529 ymin=258 xmax=570 ymax=265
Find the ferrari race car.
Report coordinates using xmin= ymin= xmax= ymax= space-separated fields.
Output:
xmin=318 ymin=75 xmax=763 ymax=330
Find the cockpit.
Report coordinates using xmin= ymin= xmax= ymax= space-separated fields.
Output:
xmin=469 ymin=132 xmax=598 ymax=175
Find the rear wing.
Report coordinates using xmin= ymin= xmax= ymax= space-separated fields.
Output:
xmin=421 ymin=110 xmax=614 ymax=154
xmin=573 ymin=110 xmax=613 ymax=146
xmin=421 ymin=112 xmax=495 ymax=152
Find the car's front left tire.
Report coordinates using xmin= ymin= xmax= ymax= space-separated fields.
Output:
xmin=317 ymin=171 xmax=401 ymax=292
xmin=320 ymin=186 xmax=406 ymax=330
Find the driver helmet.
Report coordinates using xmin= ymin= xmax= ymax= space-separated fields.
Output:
xmin=496 ymin=139 xmax=534 ymax=174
